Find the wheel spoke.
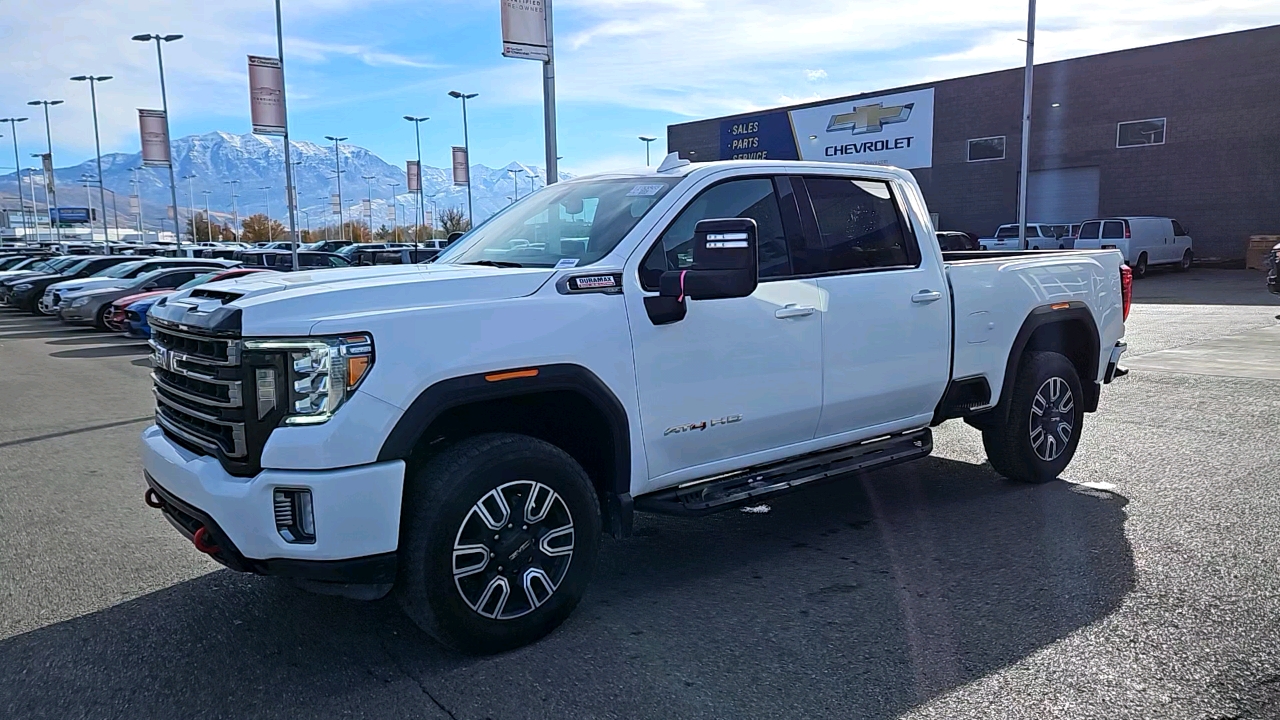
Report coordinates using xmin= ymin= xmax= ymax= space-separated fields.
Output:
xmin=452 ymin=544 xmax=490 ymax=579
xmin=523 ymin=567 xmax=555 ymax=609
xmin=476 ymin=488 xmax=510 ymax=530
xmin=475 ymin=576 xmax=511 ymax=619
xmin=525 ymin=483 xmax=555 ymax=524
xmin=539 ymin=523 xmax=575 ymax=557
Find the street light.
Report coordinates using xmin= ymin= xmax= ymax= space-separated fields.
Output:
xmin=639 ymin=136 xmax=657 ymax=166
xmin=182 ymin=173 xmax=197 ymax=241
xmin=131 ymin=33 xmax=184 ymax=248
xmin=130 ymin=167 xmax=145 ymax=233
xmin=200 ymin=189 xmax=213 ymax=243
xmin=507 ymin=167 xmax=521 ymax=204
xmin=29 ymin=155 xmax=49 ymax=240
xmin=27 ymin=99 xmax=63 ymax=238
xmin=403 ymin=115 xmax=428 ymax=248
xmin=223 ymin=180 xmax=241 ymax=240
xmin=70 ymin=75 xmax=112 ymax=250
xmin=388 ymin=181 xmax=400 ymax=242
xmin=0 ymin=117 xmax=30 ymax=238
xmin=325 ymin=135 xmax=347 ymax=241
xmin=448 ymin=91 xmax=478 ymax=224
xmin=362 ymin=175 xmax=376 ymax=236
xmin=260 ymin=185 xmax=273 ymax=240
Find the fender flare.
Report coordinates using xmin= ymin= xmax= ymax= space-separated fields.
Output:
xmin=996 ymin=301 xmax=1101 ymax=414
xmin=376 ymin=363 xmax=632 ymax=498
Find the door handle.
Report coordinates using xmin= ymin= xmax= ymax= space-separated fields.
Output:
xmin=911 ymin=290 xmax=943 ymax=304
xmin=775 ymin=304 xmax=816 ymax=319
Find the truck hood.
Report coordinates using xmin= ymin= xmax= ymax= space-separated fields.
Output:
xmin=152 ymin=263 xmax=556 ymax=336
xmin=47 ymin=276 xmax=130 ymax=295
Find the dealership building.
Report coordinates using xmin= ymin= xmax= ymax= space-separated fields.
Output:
xmin=667 ymin=25 xmax=1280 ymax=260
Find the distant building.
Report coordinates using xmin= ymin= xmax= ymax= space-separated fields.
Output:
xmin=667 ymin=25 xmax=1280 ymax=260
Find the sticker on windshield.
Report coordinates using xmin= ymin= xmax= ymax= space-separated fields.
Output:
xmin=627 ymin=184 xmax=666 ymax=197
xmin=555 ymin=258 xmax=580 ymax=269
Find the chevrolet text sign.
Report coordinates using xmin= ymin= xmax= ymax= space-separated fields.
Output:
xmin=789 ymin=88 xmax=934 ymax=169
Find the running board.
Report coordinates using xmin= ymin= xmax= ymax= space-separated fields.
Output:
xmin=634 ymin=429 xmax=932 ymax=517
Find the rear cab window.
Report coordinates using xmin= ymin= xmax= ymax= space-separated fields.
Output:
xmin=802 ymin=176 xmax=919 ymax=272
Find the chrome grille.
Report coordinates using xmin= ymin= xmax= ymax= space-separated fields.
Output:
xmin=150 ymin=320 xmax=247 ymax=458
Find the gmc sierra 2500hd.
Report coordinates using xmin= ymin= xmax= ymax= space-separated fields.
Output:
xmin=141 ymin=156 xmax=1130 ymax=653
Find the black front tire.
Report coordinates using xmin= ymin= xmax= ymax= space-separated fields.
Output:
xmin=1132 ymin=253 xmax=1148 ymax=279
xmin=396 ymin=433 xmax=601 ymax=654
xmin=982 ymin=351 xmax=1084 ymax=484
xmin=1178 ymin=249 xmax=1193 ymax=272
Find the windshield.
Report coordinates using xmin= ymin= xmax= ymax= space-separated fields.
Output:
xmin=177 ymin=272 xmax=217 ymax=290
xmin=59 ymin=259 xmax=96 ymax=275
xmin=436 ymin=178 xmax=679 ymax=268
xmin=4 ymin=258 xmax=38 ymax=271
xmin=97 ymin=260 xmax=146 ymax=278
xmin=302 ymin=241 xmax=324 ymax=251
xmin=0 ymin=257 xmax=27 ymax=269
xmin=37 ymin=257 xmax=78 ymax=273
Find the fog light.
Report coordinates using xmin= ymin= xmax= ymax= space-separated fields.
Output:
xmin=273 ymin=488 xmax=316 ymax=544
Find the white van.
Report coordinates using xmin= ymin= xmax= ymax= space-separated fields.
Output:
xmin=979 ymin=223 xmax=1074 ymax=250
xmin=1073 ymin=217 xmax=1193 ymax=277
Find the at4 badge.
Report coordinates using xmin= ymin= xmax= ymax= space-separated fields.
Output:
xmin=664 ymin=414 xmax=743 ymax=437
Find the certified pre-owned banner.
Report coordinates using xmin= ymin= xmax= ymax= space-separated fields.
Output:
xmin=248 ymin=55 xmax=287 ymax=136
xmin=138 ymin=109 xmax=171 ymax=167
xmin=406 ymin=160 xmax=421 ymax=192
xmin=452 ymin=146 xmax=470 ymax=186
xmin=789 ymin=88 xmax=935 ymax=169
xmin=501 ymin=0 xmax=548 ymax=61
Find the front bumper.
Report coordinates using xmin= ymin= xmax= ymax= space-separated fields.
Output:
xmin=140 ymin=424 xmax=405 ymax=579
xmin=57 ymin=301 xmax=98 ymax=322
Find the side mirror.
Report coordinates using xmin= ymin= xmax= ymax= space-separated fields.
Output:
xmin=644 ymin=218 xmax=759 ymax=326
xmin=142 ymin=282 xmax=158 ymax=290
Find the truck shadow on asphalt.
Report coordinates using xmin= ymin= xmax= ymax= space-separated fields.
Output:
xmin=0 ymin=457 xmax=1134 ymax=720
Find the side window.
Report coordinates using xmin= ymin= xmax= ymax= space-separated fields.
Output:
xmin=1101 ymin=221 xmax=1125 ymax=240
xmin=1078 ymin=221 xmax=1101 ymax=240
xmin=1172 ymin=220 xmax=1188 ymax=236
xmin=640 ymin=178 xmax=789 ymax=290
xmin=805 ymin=177 xmax=919 ymax=272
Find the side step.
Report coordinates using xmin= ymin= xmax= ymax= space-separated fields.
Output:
xmin=634 ymin=428 xmax=932 ymax=517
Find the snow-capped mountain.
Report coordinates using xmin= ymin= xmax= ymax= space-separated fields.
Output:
xmin=0 ymin=131 xmax=570 ymax=230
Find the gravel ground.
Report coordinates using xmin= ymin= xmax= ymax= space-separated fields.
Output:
xmin=0 ymin=268 xmax=1277 ymax=720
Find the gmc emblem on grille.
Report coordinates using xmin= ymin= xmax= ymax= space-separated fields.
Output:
xmin=153 ymin=346 xmax=171 ymax=372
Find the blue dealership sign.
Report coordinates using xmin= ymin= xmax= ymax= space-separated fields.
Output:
xmin=718 ymin=111 xmax=798 ymax=161
xmin=51 ymin=207 xmax=92 ymax=224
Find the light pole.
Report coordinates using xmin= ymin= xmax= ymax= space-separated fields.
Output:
xmin=69 ymin=75 xmax=112 ymax=250
xmin=1017 ymin=0 xmax=1036 ymax=251
xmin=362 ymin=174 xmax=376 ymax=236
xmin=388 ymin=181 xmax=400 ymax=242
xmin=0 ymin=117 xmax=30 ymax=238
xmin=201 ymin=189 xmax=213 ymax=243
xmin=268 ymin=0 xmax=301 ymax=269
xmin=639 ymin=136 xmax=658 ymax=166
xmin=259 ymin=186 xmax=272 ymax=240
xmin=448 ymin=91 xmax=478 ymax=224
xmin=299 ymin=208 xmax=310 ymax=238
xmin=325 ymin=136 xmax=347 ymax=241
xmin=220 ymin=178 xmax=238 ymax=238
xmin=401 ymin=115 xmax=427 ymax=245
xmin=318 ymin=196 xmax=329 ymax=240
xmin=28 ymin=157 xmax=49 ymax=240
xmin=508 ymin=167 xmax=521 ymax=204
xmin=28 ymin=99 xmax=63 ymax=238
xmin=182 ymin=173 xmax=197 ymax=242
xmin=130 ymin=167 xmax=145 ymax=233
xmin=131 ymin=33 xmax=184 ymax=249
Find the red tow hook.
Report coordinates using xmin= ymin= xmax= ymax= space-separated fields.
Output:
xmin=144 ymin=489 xmax=165 ymax=509
xmin=193 ymin=527 xmax=221 ymax=555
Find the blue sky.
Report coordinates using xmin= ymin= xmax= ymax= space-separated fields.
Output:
xmin=1 ymin=0 xmax=1277 ymax=177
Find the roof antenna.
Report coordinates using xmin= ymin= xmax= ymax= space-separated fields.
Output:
xmin=656 ymin=152 xmax=690 ymax=173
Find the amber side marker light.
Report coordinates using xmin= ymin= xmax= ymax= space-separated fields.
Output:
xmin=485 ymin=368 xmax=540 ymax=382
xmin=1051 ymin=302 xmax=1071 ymax=310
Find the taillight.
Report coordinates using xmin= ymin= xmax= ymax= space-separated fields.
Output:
xmin=1123 ymin=222 xmax=1131 ymax=239
xmin=1120 ymin=264 xmax=1133 ymax=321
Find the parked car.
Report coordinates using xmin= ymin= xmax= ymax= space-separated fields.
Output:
xmin=142 ymin=158 xmax=1130 ymax=653
xmin=303 ymin=239 xmax=355 ymax=253
xmin=0 ymin=255 xmax=77 ymax=284
xmin=58 ymin=266 xmax=225 ymax=329
xmin=234 ymin=249 xmax=350 ymax=270
xmin=40 ymin=258 xmax=239 ymax=315
xmin=935 ymin=231 xmax=981 ymax=251
xmin=104 ymin=268 xmax=278 ymax=334
xmin=1 ymin=255 xmax=139 ymax=314
xmin=1267 ymin=242 xmax=1279 ymax=295
xmin=1073 ymin=216 xmax=1194 ymax=278
xmin=346 ymin=247 xmax=440 ymax=266
xmin=979 ymin=223 xmax=1075 ymax=250
xmin=335 ymin=242 xmax=412 ymax=260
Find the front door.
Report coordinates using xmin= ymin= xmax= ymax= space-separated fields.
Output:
xmin=626 ymin=176 xmax=823 ymax=488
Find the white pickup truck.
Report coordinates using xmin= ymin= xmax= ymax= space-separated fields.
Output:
xmin=141 ymin=157 xmax=1130 ymax=653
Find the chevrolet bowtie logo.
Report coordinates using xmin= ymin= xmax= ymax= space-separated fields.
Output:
xmin=826 ymin=103 xmax=914 ymax=135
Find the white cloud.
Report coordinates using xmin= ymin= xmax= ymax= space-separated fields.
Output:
xmin=805 ymin=69 xmax=828 ymax=82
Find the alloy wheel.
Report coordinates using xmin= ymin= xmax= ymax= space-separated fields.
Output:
xmin=1029 ymin=377 xmax=1074 ymax=462
xmin=452 ymin=480 xmax=575 ymax=621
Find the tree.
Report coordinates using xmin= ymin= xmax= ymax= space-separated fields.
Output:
xmin=374 ymin=224 xmax=393 ymax=241
xmin=241 ymin=213 xmax=286 ymax=242
xmin=438 ymin=207 xmax=471 ymax=237
xmin=185 ymin=212 xmax=234 ymax=243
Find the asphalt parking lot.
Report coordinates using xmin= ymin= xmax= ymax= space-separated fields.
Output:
xmin=1 ymin=269 xmax=1278 ymax=720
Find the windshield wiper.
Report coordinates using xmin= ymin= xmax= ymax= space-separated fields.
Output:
xmin=461 ymin=260 xmax=523 ymax=268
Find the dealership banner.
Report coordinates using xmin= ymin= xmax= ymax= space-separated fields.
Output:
xmin=248 ymin=55 xmax=287 ymax=136
xmin=138 ymin=109 xmax=172 ymax=167
xmin=129 ymin=195 xmax=140 ymax=216
xmin=501 ymin=0 xmax=549 ymax=61
xmin=716 ymin=88 xmax=935 ymax=170
xmin=40 ymin=154 xmax=55 ymax=194
xmin=407 ymin=160 xmax=421 ymax=192
xmin=452 ymin=146 xmax=470 ymax=185
xmin=330 ymin=193 xmax=341 ymax=216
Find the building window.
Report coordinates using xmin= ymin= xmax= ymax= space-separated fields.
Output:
xmin=967 ymin=136 xmax=1006 ymax=162
xmin=1117 ymin=118 xmax=1166 ymax=147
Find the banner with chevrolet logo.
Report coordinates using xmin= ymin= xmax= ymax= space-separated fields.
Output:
xmin=718 ymin=88 xmax=934 ymax=169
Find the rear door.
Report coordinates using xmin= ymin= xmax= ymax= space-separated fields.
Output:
xmin=1100 ymin=220 xmax=1129 ymax=262
xmin=795 ymin=174 xmax=951 ymax=438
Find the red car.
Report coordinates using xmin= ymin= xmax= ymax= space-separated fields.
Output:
xmin=104 ymin=268 xmax=275 ymax=332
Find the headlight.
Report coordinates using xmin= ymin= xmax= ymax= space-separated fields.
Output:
xmin=14 ymin=283 xmax=31 ymax=292
xmin=70 ymin=297 xmax=91 ymax=308
xmin=243 ymin=334 xmax=374 ymax=426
